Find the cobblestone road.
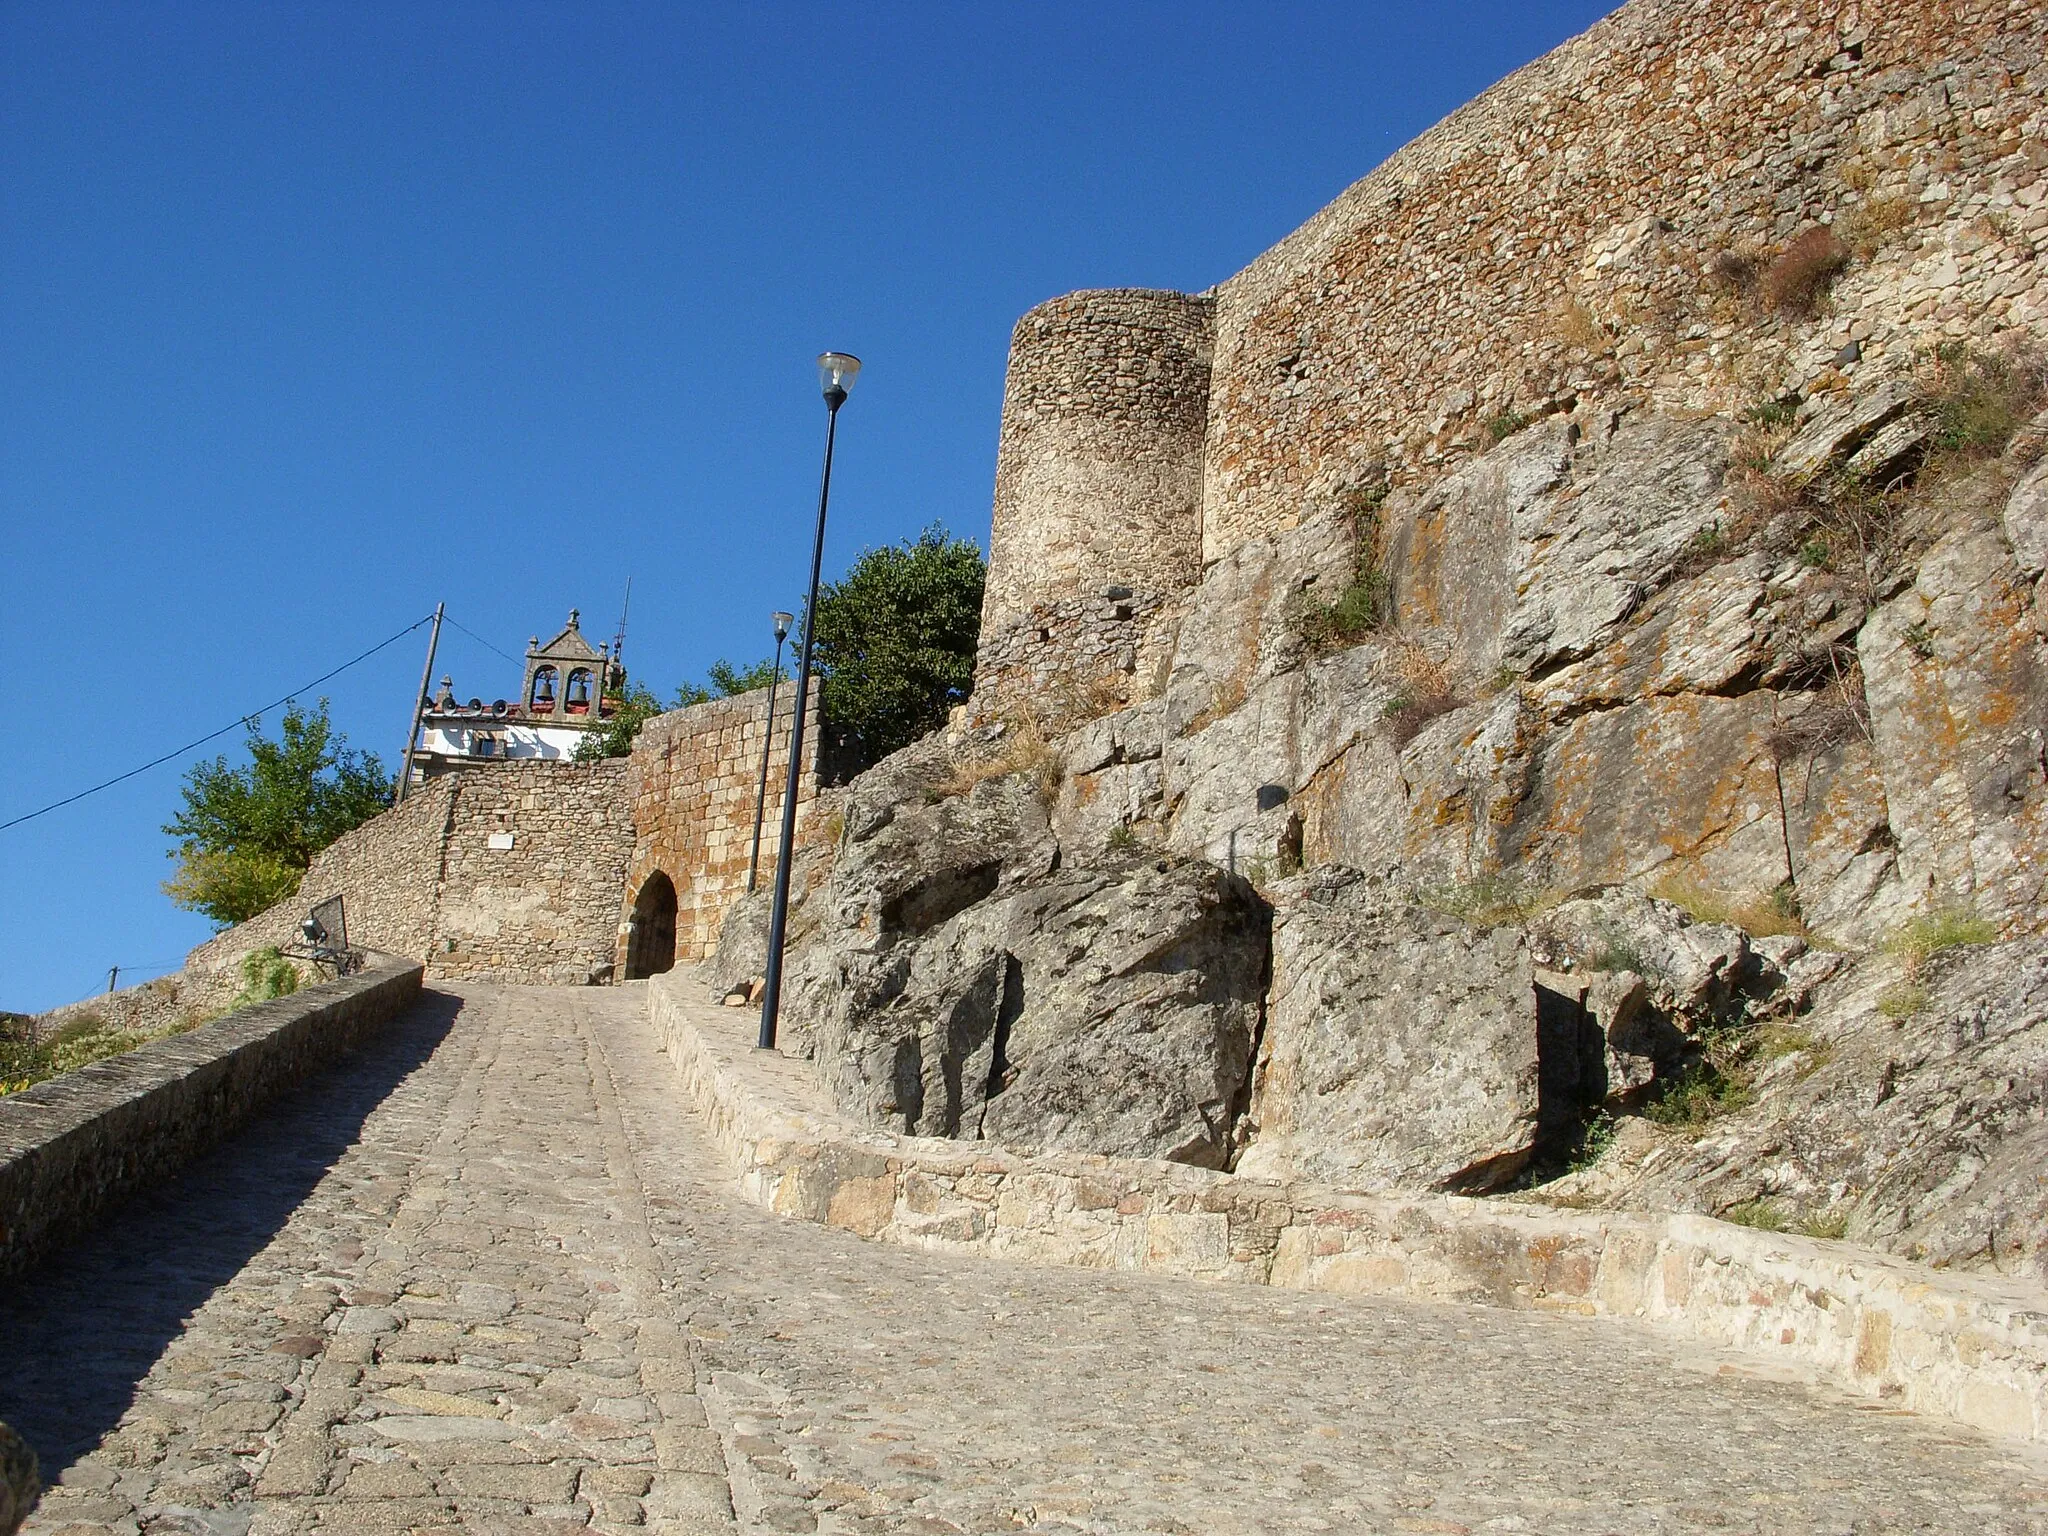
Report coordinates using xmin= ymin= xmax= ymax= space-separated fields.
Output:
xmin=4 ymin=984 xmax=2046 ymax=1535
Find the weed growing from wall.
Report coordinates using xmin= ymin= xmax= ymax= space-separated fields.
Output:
xmin=1295 ymin=484 xmax=1392 ymax=651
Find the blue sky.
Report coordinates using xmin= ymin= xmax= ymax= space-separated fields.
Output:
xmin=1 ymin=1 xmax=1614 ymax=1011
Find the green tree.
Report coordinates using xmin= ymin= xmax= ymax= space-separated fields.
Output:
xmin=163 ymin=700 xmax=393 ymax=926
xmin=575 ymin=678 xmax=666 ymax=760
xmin=574 ymin=670 xmax=736 ymax=761
xmin=811 ymin=525 xmax=985 ymax=770
xmin=706 ymin=657 xmax=785 ymax=696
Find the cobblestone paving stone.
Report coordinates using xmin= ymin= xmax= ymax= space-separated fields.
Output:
xmin=4 ymin=984 xmax=2047 ymax=1536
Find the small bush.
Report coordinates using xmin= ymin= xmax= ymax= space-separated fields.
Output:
xmin=1720 ymin=1197 xmax=1791 ymax=1232
xmin=1674 ymin=519 xmax=1730 ymax=575
xmin=1484 ymin=409 xmax=1533 ymax=444
xmin=1586 ymin=923 xmax=1659 ymax=979
xmin=1104 ymin=823 xmax=1141 ymax=856
xmin=1645 ymin=1027 xmax=1754 ymax=1130
xmin=1567 ymin=1112 xmax=1618 ymax=1173
xmin=1744 ymin=395 xmax=1801 ymax=431
xmin=1797 ymin=1209 xmax=1851 ymax=1240
xmin=1298 ymin=571 xmax=1391 ymax=649
xmin=1761 ymin=227 xmax=1851 ymax=319
xmin=1876 ymin=982 xmax=1929 ymax=1019
xmin=1921 ymin=342 xmax=2048 ymax=461
xmin=232 ymin=947 xmax=301 ymax=1009
xmin=1708 ymin=249 xmax=1761 ymax=293
xmin=1297 ymin=486 xmax=1392 ymax=651
xmin=1839 ymin=195 xmax=1917 ymax=260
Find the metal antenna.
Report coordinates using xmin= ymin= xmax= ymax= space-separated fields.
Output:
xmin=611 ymin=576 xmax=633 ymax=669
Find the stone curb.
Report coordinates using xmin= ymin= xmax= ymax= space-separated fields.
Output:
xmin=649 ymin=969 xmax=2048 ymax=1445
xmin=0 ymin=953 xmax=425 ymax=1278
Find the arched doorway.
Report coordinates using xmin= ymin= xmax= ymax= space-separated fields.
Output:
xmin=625 ymin=872 xmax=678 ymax=979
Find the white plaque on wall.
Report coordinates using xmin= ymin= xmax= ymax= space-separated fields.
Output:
xmin=487 ymin=831 xmax=516 ymax=851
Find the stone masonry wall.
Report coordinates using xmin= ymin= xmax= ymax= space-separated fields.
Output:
xmin=188 ymin=762 xmax=634 ymax=988
xmin=1197 ymin=0 xmax=2048 ymax=562
xmin=430 ymin=760 xmax=634 ymax=985
xmin=976 ymin=290 xmax=1214 ymax=718
xmin=624 ymin=681 xmax=821 ymax=969
xmin=188 ymin=777 xmax=459 ymax=977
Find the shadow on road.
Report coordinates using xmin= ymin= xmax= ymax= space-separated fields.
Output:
xmin=0 ymin=988 xmax=461 ymax=1474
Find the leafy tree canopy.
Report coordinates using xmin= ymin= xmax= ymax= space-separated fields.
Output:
xmin=574 ymin=525 xmax=984 ymax=772
xmin=706 ymin=656 xmax=785 ymax=697
xmin=811 ymin=525 xmax=985 ymax=772
xmin=163 ymin=699 xmax=392 ymax=927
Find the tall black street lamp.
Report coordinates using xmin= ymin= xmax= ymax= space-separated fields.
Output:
xmin=745 ymin=609 xmax=796 ymax=894
xmin=759 ymin=350 xmax=860 ymax=1051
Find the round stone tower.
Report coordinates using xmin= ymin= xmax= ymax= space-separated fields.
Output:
xmin=976 ymin=288 xmax=1215 ymax=719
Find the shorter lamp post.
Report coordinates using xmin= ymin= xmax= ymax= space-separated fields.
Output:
xmin=745 ymin=610 xmax=796 ymax=894
xmin=759 ymin=350 xmax=860 ymax=1051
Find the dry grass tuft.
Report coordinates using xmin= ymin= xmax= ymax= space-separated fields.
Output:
xmin=933 ymin=717 xmax=1062 ymax=804
xmin=1885 ymin=906 xmax=1998 ymax=978
xmin=1380 ymin=645 xmax=1467 ymax=748
xmin=1839 ymin=196 xmax=1917 ymax=260
xmin=1551 ymin=297 xmax=1612 ymax=354
xmin=1920 ymin=341 xmax=2048 ymax=462
xmin=1761 ymin=227 xmax=1851 ymax=318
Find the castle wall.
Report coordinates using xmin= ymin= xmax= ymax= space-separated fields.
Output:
xmin=188 ymin=763 xmax=634 ymax=988
xmin=622 ymin=680 xmax=821 ymax=969
xmin=430 ymin=761 xmax=634 ymax=985
xmin=975 ymin=289 xmax=1214 ymax=718
xmin=1196 ymin=0 xmax=2048 ymax=562
xmin=188 ymin=777 xmax=459 ymax=976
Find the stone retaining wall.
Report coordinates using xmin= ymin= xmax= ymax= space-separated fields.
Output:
xmin=0 ymin=954 xmax=423 ymax=1278
xmin=649 ymin=967 xmax=2048 ymax=1445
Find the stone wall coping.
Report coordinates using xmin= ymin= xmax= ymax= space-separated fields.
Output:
xmin=0 ymin=954 xmax=424 ymax=1277
xmin=649 ymin=967 xmax=2048 ymax=1445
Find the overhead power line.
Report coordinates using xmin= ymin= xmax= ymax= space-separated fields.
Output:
xmin=443 ymin=614 xmax=524 ymax=666
xmin=0 ymin=613 xmax=436 ymax=836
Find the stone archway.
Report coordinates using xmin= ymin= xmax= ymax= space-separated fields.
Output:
xmin=624 ymin=872 xmax=678 ymax=979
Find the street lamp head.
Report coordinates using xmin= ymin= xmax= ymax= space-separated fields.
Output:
xmin=771 ymin=610 xmax=794 ymax=642
xmin=817 ymin=351 xmax=861 ymax=407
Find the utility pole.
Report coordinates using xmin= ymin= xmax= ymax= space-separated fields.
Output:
xmin=396 ymin=603 xmax=445 ymax=804
xmin=107 ymin=965 xmax=119 ymax=994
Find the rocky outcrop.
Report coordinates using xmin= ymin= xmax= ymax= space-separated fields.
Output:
xmin=1238 ymin=871 xmax=1540 ymax=1191
xmin=1542 ymin=932 xmax=2048 ymax=1280
xmin=791 ymin=854 xmax=1268 ymax=1168
xmin=0 ymin=1424 xmax=34 ymax=1536
xmin=726 ymin=730 xmax=1270 ymax=1168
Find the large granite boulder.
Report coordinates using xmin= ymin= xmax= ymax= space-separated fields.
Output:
xmin=1860 ymin=523 xmax=2048 ymax=933
xmin=1236 ymin=870 xmax=1541 ymax=1192
xmin=793 ymin=855 xmax=1269 ymax=1168
xmin=770 ymin=726 xmax=1270 ymax=1168
xmin=1385 ymin=410 xmax=1735 ymax=678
